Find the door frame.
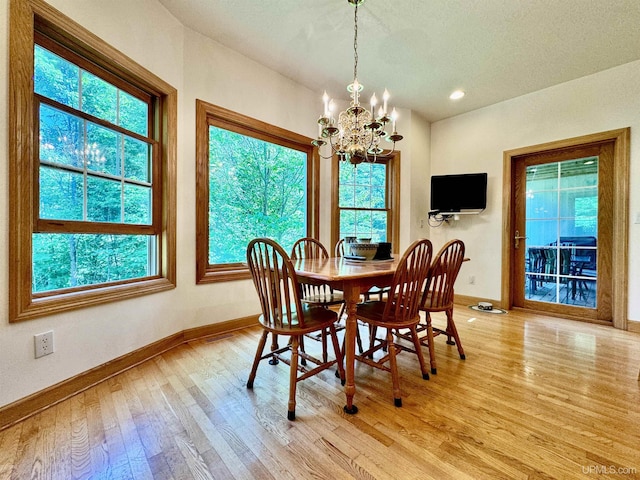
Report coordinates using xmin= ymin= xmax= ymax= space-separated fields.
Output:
xmin=501 ymin=128 xmax=630 ymax=329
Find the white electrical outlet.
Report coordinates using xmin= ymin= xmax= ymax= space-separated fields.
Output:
xmin=34 ymin=331 xmax=54 ymax=358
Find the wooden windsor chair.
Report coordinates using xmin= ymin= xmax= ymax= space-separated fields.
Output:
xmin=417 ymin=239 xmax=466 ymax=374
xmin=353 ymin=238 xmax=433 ymax=407
xmin=290 ymin=237 xmax=346 ymax=362
xmin=246 ymin=238 xmax=345 ymax=421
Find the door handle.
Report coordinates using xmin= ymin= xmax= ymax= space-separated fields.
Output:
xmin=514 ymin=230 xmax=527 ymax=249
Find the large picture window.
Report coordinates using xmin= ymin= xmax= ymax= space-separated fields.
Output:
xmin=9 ymin=0 xmax=176 ymax=322
xmin=196 ymin=101 xmax=319 ymax=283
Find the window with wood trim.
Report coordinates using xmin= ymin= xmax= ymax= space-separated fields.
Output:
xmin=9 ymin=0 xmax=176 ymax=322
xmin=196 ymin=100 xmax=319 ymax=283
xmin=331 ymin=154 xmax=400 ymax=250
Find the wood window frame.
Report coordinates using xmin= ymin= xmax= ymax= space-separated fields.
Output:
xmin=9 ymin=0 xmax=177 ymax=322
xmin=330 ymin=152 xmax=401 ymax=251
xmin=195 ymin=100 xmax=320 ymax=284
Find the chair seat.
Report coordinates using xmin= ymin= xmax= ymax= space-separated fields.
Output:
xmin=258 ymin=304 xmax=338 ymax=335
xmin=301 ymin=291 xmax=345 ymax=306
xmin=420 ymin=292 xmax=452 ymax=313
xmin=356 ymin=301 xmax=420 ymax=329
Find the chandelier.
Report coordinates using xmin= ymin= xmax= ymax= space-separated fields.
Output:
xmin=312 ymin=0 xmax=402 ymax=165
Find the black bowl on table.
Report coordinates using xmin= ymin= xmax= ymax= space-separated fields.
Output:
xmin=373 ymin=242 xmax=392 ymax=260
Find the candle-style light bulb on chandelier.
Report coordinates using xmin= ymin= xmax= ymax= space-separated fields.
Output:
xmin=312 ymin=0 xmax=403 ymax=165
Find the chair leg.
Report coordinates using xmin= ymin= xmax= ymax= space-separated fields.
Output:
xmin=424 ymin=313 xmax=437 ymax=374
xmin=269 ymin=333 xmax=280 ymax=365
xmin=247 ymin=330 xmax=268 ymax=388
xmin=369 ymin=325 xmax=378 ymax=358
xmin=287 ymin=335 xmax=300 ymax=421
xmin=321 ymin=328 xmax=328 ymax=363
xmin=445 ymin=308 xmax=465 ymax=360
xmin=408 ymin=325 xmax=430 ymax=380
xmin=299 ymin=336 xmax=307 ymax=366
xmin=355 ymin=322 xmax=364 ymax=354
xmin=385 ymin=329 xmax=402 ymax=407
xmin=328 ymin=324 xmax=346 ymax=385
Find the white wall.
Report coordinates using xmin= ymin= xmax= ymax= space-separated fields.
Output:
xmin=0 ymin=0 xmax=430 ymax=407
xmin=407 ymin=112 xmax=432 ymax=243
xmin=430 ymin=59 xmax=640 ymax=321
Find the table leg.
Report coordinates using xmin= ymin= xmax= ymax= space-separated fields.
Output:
xmin=343 ymin=283 xmax=360 ymax=414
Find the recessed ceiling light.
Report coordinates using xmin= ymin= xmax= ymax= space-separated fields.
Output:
xmin=449 ymin=90 xmax=465 ymax=100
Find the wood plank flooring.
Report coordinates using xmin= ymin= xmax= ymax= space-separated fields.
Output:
xmin=1 ymin=306 xmax=640 ymax=479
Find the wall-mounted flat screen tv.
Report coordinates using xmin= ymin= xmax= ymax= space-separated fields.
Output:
xmin=430 ymin=172 xmax=488 ymax=213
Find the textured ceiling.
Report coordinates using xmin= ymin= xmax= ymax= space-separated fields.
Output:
xmin=157 ymin=0 xmax=640 ymax=122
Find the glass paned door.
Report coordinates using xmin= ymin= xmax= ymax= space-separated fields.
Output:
xmin=523 ymin=157 xmax=598 ymax=307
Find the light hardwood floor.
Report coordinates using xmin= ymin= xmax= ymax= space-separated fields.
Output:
xmin=1 ymin=307 xmax=639 ymax=480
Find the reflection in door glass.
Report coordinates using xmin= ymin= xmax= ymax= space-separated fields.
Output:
xmin=524 ymin=157 xmax=598 ymax=308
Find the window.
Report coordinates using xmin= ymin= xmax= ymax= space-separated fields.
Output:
xmin=9 ymin=0 xmax=176 ymax=322
xmin=196 ymin=101 xmax=319 ymax=283
xmin=331 ymin=154 xmax=400 ymax=250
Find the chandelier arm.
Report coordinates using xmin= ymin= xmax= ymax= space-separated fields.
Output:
xmin=382 ymin=143 xmax=398 ymax=158
xmin=327 ymin=134 xmax=343 ymax=156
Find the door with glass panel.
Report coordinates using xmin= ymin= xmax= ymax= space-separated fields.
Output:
xmin=512 ymin=143 xmax=613 ymax=322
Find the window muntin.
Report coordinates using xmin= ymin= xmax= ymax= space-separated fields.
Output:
xmin=196 ymin=100 xmax=318 ymax=283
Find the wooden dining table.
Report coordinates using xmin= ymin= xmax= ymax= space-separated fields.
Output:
xmin=293 ymin=255 xmax=401 ymax=414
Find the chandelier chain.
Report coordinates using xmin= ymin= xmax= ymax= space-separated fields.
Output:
xmin=353 ymin=3 xmax=358 ymax=81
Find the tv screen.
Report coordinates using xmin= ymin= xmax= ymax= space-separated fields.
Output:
xmin=430 ymin=173 xmax=487 ymax=213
